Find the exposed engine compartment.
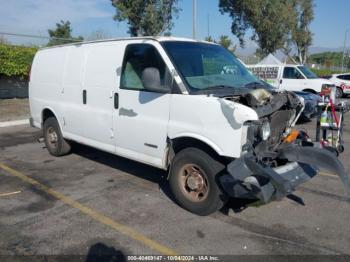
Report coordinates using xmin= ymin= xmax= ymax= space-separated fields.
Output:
xmin=224 ymin=88 xmax=304 ymax=118
xmin=223 ymin=89 xmax=305 ymax=165
xmin=220 ymin=89 xmax=350 ymax=204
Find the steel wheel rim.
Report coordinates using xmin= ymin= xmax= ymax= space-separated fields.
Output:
xmin=47 ymin=127 xmax=58 ymax=149
xmin=178 ymin=164 xmax=209 ymax=202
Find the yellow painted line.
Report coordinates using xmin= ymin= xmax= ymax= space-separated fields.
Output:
xmin=0 ymin=163 xmax=177 ymax=256
xmin=0 ymin=190 xmax=21 ymax=197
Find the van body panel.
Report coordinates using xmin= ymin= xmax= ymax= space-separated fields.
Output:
xmin=29 ymin=47 xmax=69 ymax=128
xmin=168 ymin=94 xmax=258 ymax=159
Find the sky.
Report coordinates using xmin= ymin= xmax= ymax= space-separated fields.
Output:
xmin=0 ymin=0 xmax=349 ymax=53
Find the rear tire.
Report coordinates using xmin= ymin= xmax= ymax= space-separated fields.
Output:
xmin=43 ymin=117 xmax=71 ymax=156
xmin=169 ymin=148 xmax=226 ymax=216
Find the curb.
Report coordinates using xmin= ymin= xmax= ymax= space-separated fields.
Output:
xmin=0 ymin=119 xmax=29 ymax=128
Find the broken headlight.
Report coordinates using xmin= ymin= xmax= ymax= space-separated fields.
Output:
xmin=260 ymin=121 xmax=271 ymax=141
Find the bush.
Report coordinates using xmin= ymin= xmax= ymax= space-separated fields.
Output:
xmin=0 ymin=44 xmax=38 ymax=78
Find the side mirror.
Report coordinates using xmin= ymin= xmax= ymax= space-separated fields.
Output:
xmin=141 ymin=67 xmax=168 ymax=93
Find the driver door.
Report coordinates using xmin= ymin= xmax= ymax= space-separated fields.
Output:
xmin=114 ymin=43 xmax=172 ymax=168
xmin=280 ymin=66 xmax=306 ymax=91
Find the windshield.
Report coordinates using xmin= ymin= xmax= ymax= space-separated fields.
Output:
xmin=297 ymin=66 xmax=318 ymax=79
xmin=162 ymin=41 xmax=262 ymax=91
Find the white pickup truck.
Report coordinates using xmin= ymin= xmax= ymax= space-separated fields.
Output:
xmin=29 ymin=37 xmax=350 ymax=215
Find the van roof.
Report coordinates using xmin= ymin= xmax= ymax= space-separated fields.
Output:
xmin=40 ymin=36 xmax=217 ymax=50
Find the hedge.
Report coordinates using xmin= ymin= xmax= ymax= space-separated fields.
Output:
xmin=0 ymin=44 xmax=38 ymax=78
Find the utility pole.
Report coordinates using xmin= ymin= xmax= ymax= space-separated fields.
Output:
xmin=193 ymin=0 xmax=197 ymax=39
xmin=207 ymin=13 xmax=210 ymax=38
xmin=341 ymin=28 xmax=349 ymax=72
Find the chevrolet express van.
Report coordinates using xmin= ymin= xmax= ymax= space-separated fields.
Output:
xmin=29 ymin=37 xmax=350 ymax=215
xmin=248 ymin=63 xmax=335 ymax=95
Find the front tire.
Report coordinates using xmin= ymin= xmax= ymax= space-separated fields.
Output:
xmin=336 ymin=87 xmax=343 ymax=98
xmin=169 ymin=148 xmax=226 ymax=216
xmin=43 ymin=117 xmax=71 ymax=156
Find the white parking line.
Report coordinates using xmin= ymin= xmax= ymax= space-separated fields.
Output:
xmin=0 ymin=119 xmax=28 ymax=128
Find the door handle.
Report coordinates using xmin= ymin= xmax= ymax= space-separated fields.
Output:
xmin=280 ymin=79 xmax=283 ymax=84
xmin=114 ymin=93 xmax=119 ymax=109
xmin=83 ymin=90 xmax=87 ymax=104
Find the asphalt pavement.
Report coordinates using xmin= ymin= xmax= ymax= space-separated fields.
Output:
xmin=0 ymin=116 xmax=350 ymax=260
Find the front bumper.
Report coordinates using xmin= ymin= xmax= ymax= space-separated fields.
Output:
xmin=220 ymin=144 xmax=350 ymax=204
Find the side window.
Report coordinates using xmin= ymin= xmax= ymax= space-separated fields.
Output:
xmin=121 ymin=44 xmax=169 ymax=91
xmin=283 ymin=67 xmax=304 ymax=79
xmin=338 ymin=75 xmax=350 ymax=81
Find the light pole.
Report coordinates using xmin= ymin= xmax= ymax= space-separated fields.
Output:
xmin=193 ymin=0 xmax=197 ymax=39
xmin=341 ymin=28 xmax=350 ymax=72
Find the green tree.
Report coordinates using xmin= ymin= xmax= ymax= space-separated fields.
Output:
xmin=111 ymin=0 xmax=180 ymax=36
xmin=218 ymin=35 xmax=237 ymax=52
xmin=291 ymin=0 xmax=314 ymax=64
xmin=204 ymin=35 xmax=237 ymax=53
xmin=218 ymin=35 xmax=232 ymax=49
xmin=219 ymin=0 xmax=295 ymax=55
xmin=47 ymin=20 xmax=83 ymax=46
xmin=205 ymin=36 xmax=215 ymax=42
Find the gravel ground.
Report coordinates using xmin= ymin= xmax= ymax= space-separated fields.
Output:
xmin=0 ymin=98 xmax=30 ymax=122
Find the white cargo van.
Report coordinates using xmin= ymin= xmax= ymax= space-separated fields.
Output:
xmin=248 ymin=55 xmax=334 ymax=94
xmin=29 ymin=37 xmax=349 ymax=215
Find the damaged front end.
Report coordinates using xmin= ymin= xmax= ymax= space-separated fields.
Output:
xmin=220 ymin=89 xmax=350 ymax=204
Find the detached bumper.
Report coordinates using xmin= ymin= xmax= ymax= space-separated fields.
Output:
xmin=220 ymin=144 xmax=350 ymax=203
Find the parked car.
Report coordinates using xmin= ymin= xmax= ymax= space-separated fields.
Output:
xmin=248 ymin=55 xmax=335 ymax=94
xmin=29 ymin=37 xmax=348 ymax=215
xmin=324 ymin=73 xmax=350 ymax=98
xmin=294 ymin=91 xmax=321 ymax=120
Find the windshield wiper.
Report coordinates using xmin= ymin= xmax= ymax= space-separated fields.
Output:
xmin=204 ymin=85 xmax=236 ymax=90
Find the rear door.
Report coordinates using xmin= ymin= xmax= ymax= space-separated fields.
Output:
xmin=114 ymin=42 xmax=172 ymax=168
xmin=62 ymin=46 xmax=86 ymax=136
xmin=280 ymin=66 xmax=306 ymax=91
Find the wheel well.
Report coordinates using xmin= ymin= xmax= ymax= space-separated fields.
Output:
xmin=168 ymin=137 xmax=231 ymax=166
xmin=302 ymin=89 xmax=317 ymax=94
xmin=42 ymin=108 xmax=56 ymax=125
